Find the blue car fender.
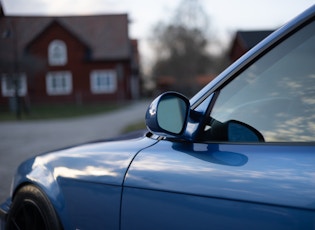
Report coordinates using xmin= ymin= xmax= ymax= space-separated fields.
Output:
xmin=5 ymin=134 xmax=158 ymax=230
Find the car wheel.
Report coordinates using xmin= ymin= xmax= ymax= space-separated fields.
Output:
xmin=6 ymin=185 xmax=62 ymax=230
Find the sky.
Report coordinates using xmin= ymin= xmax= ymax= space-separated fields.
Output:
xmin=1 ymin=0 xmax=314 ymax=70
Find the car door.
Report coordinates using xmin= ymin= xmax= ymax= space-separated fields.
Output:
xmin=121 ymin=13 xmax=315 ymax=230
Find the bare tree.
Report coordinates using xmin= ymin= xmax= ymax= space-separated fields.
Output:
xmin=0 ymin=18 xmax=45 ymax=119
xmin=0 ymin=54 xmax=45 ymax=119
xmin=151 ymin=0 xmax=215 ymax=95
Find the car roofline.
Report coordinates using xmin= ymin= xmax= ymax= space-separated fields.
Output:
xmin=190 ymin=4 xmax=315 ymax=109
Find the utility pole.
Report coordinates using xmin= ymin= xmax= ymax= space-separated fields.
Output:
xmin=1 ymin=16 xmax=22 ymax=119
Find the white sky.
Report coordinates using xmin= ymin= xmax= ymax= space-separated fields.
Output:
xmin=1 ymin=0 xmax=314 ymax=71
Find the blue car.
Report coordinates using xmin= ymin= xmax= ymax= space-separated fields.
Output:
xmin=1 ymin=5 xmax=315 ymax=230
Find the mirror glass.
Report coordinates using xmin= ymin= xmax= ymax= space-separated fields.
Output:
xmin=157 ymin=96 xmax=188 ymax=134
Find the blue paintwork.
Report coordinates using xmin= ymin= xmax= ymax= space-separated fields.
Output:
xmin=125 ymin=141 xmax=315 ymax=209
xmin=7 ymin=136 xmax=158 ymax=230
xmin=1 ymin=4 xmax=315 ymax=230
xmin=122 ymin=140 xmax=315 ymax=229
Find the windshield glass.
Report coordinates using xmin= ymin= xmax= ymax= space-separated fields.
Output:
xmin=210 ymin=20 xmax=315 ymax=142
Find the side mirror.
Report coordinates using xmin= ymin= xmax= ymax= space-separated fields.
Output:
xmin=227 ymin=120 xmax=265 ymax=142
xmin=210 ymin=120 xmax=264 ymax=142
xmin=145 ymin=92 xmax=190 ymax=137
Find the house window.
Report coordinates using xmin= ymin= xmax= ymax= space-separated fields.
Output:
xmin=1 ymin=73 xmax=27 ymax=97
xmin=48 ymin=40 xmax=67 ymax=66
xmin=90 ymin=70 xmax=117 ymax=94
xmin=46 ymin=71 xmax=72 ymax=95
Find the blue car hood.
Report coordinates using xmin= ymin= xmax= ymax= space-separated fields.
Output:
xmin=13 ymin=132 xmax=158 ymax=191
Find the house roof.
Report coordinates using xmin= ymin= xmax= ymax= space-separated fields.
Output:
xmin=236 ymin=30 xmax=274 ymax=50
xmin=229 ymin=30 xmax=275 ymax=62
xmin=0 ymin=14 xmax=130 ymax=62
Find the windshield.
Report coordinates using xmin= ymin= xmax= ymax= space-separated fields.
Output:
xmin=209 ymin=20 xmax=315 ymax=142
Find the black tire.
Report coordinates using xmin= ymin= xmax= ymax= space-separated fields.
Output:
xmin=6 ymin=185 xmax=62 ymax=230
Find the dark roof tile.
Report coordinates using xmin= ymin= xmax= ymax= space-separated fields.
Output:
xmin=0 ymin=14 xmax=130 ymax=61
xmin=237 ymin=30 xmax=274 ymax=49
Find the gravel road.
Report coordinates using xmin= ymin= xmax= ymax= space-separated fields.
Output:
xmin=0 ymin=100 xmax=150 ymax=203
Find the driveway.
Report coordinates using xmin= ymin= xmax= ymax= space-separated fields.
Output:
xmin=0 ymin=100 xmax=150 ymax=203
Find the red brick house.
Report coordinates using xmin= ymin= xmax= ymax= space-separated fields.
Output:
xmin=229 ymin=30 xmax=274 ymax=62
xmin=0 ymin=7 xmax=140 ymax=108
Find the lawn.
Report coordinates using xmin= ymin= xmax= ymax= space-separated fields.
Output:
xmin=122 ymin=120 xmax=146 ymax=133
xmin=1 ymin=103 xmax=148 ymax=134
xmin=0 ymin=103 xmax=123 ymax=121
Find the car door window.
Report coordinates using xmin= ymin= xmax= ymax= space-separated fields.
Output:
xmin=204 ymin=20 xmax=315 ymax=142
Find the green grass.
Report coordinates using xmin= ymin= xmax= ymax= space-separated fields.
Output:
xmin=122 ymin=120 xmax=147 ymax=133
xmin=1 ymin=103 xmax=148 ymax=135
xmin=0 ymin=103 xmax=123 ymax=121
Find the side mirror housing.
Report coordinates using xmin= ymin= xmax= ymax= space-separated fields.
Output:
xmin=210 ymin=119 xmax=264 ymax=142
xmin=227 ymin=120 xmax=265 ymax=142
xmin=145 ymin=92 xmax=190 ymax=138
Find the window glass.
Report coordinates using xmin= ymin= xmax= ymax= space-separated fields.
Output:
xmin=1 ymin=73 xmax=27 ymax=97
xmin=90 ymin=70 xmax=117 ymax=94
xmin=46 ymin=71 xmax=72 ymax=95
xmin=208 ymin=20 xmax=315 ymax=142
xmin=48 ymin=40 xmax=67 ymax=66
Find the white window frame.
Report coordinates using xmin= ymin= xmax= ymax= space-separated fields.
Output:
xmin=48 ymin=40 xmax=67 ymax=66
xmin=1 ymin=73 xmax=27 ymax=97
xmin=46 ymin=71 xmax=72 ymax=95
xmin=90 ymin=70 xmax=117 ymax=94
